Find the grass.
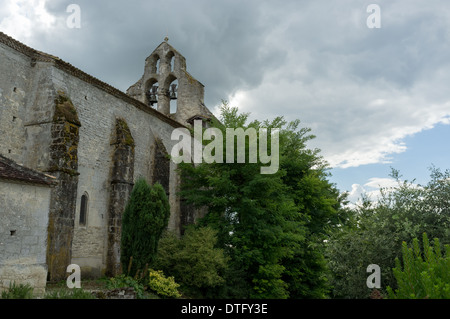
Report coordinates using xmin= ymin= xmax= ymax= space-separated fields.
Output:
xmin=1 ymin=276 xmax=168 ymax=299
xmin=1 ymin=282 xmax=34 ymax=299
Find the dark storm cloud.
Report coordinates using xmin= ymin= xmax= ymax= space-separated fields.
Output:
xmin=2 ymin=0 xmax=450 ymax=169
xmin=37 ymin=0 xmax=287 ymax=107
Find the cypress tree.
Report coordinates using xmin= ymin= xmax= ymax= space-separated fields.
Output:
xmin=121 ymin=178 xmax=170 ymax=276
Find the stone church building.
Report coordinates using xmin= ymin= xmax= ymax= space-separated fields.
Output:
xmin=0 ymin=31 xmax=213 ymax=293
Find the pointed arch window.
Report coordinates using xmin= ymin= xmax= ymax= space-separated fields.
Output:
xmin=168 ymin=53 xmax=175 ymax=72
xmin=79 ymin=192 xmax=89 ymax=226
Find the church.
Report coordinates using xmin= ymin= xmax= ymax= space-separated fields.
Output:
xmin=0 ymin=31 xmax=213 ymax=294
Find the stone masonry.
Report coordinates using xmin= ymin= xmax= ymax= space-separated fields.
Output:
xmin=0 ymin=155 xmax=57 ymax=296
xmin=0 ymin=31 xmax=211 ymax=286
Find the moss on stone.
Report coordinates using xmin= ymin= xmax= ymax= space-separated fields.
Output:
xmin=53 ymin=92 xmax=80 ymax=125
xmin=116 ymin=118 xmax=135 ymax=147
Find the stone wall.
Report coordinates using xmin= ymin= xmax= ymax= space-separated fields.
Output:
xmin=0 ymin=41 xmax=30 ymax=164
xmin=105 ymin=118 xmax=135 ymax=276
xmin=45 ymin=92 xmax=80 ymax=282
xmin=0 ymin=180 xmax=51 ymax=296
xmin=0 ymin=31 xmax=212 ymax=281
xmin=48 ymin=54 xmax=186 ymax=277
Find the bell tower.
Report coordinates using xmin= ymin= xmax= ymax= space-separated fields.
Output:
xmin=127 ymin=38 xmax=213 ymax=125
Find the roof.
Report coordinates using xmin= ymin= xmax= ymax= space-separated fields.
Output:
xmin=0 ymin=31 xmax=187 ymax=129
xmin=0 ymin=155 xmax=57 ymax=186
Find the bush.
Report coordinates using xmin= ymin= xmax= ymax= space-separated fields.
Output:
xmin=155 ymin=226 xmax=229 ymax=297
xmin=1 ymin=282 xmax=34 ymax=299
xmin=45 ymin=288 xmax=94 ymax=299
xmin=104 ymin=274 xmax=146 ymax=299
xmin=148 ymin=269 xmax=181 ymax=298
xmin=387 ymin=233 xmax=450 ymax=299
xmin=326 ymin=168 xmax=450 ymax=298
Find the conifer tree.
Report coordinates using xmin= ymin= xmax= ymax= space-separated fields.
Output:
xmin=387 ymin=233 xmax=450 ymax=299
xmin=121 ymin=178 xmax=170 ymax=276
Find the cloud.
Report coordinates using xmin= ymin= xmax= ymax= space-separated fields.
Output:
xmin=347 ymin=177 xmax=400 ymax=206
xmin=227 ymin=1 xmax=450 ymax=168
xmin=0 ymin=0 xmax=57 ymax=40
xmin=1 ymin=0 xmax=450 ymax=171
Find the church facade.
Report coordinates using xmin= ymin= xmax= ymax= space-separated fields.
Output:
xmin=0 ymin=31 xmax=212 ymax=289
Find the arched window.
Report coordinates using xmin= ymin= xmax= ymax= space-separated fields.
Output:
xmin=166 ymin=51 xmax=175 ymax=73
xmin=145 ymin=79 xmax=158 ymax=108
xmin=169 ymin=79 xmax=178 ymax=114
xmin=169 ymin=55 xmax=175 ymax=72
xmin=79 ymin=192 xmax=89 ymax=226
xmin=148 ymin=54 xmax=160 ymax=74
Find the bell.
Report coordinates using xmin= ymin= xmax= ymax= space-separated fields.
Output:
xmin=147 ymin=85 xmax=158 ymax=105
xmin=170 ymin=83 xmax=177 ymax=100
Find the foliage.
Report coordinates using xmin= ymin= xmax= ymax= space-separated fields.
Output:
xmin=1 ymin=282 xmax=34 ymax=299
xmin=177 ymin=102 xmax=344 ymax=298
xmin=387 ymin=233 xmax=450 ymax=299
xmin=326 ymin=167 xmax=450 ymax=298
xmin=44 ymin=288 xmax=94 ymax=299
xmin=148 ymin=269 xmax=181 ymax=298
xmin=155 ymin=227 xmax=229 ymax=298
xmin=104 ymin=274 xmax=147 ymax=299
xmin=121 ymin=178 xmax=170 ymax=276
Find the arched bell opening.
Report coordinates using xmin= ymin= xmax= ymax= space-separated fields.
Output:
xmin=145 ymin=78 xmax=158 ymax=108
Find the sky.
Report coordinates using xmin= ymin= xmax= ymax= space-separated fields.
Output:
xmin=1 ymin=0 xmax=449 ymax=204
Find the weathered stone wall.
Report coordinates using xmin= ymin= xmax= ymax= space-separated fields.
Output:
xmin=0 ymin=180 xmax=51 ymax=296
xmin=105 ymin=118 xmax=135 ymax=276
xmin=45 ymin=93 xmax=80 ymax=282
xmin=0 ymin=32 xmax=212 ymax=281
xmin=0 ymin=42 xmax=31 ymax=164
xmin=49 ymin=62 xmax=185 ymax=277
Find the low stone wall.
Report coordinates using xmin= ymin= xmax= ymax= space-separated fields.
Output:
xmin=90 ymin=287 xmax=136 ymax=299
xmin=0 ymin=262 xmax=48 ymax=296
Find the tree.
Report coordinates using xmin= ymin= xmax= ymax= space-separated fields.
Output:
xmin=387 ymin=233 xmax=450 ymax=299
xmin=120 ymin=178 xmax=170 ymax=276
xmin=326 ymin=167 xmax=450 ymax=298
xmin=177 ymin=102 xmax=344 ymax=298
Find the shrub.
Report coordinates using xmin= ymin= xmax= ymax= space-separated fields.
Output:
xmin=155 ymin=226 xmax=229 ymax=297
xmin=45 ymin=288 xmax=94 ymax=299
xmin=387 ymin=233 xmax=450 ymax=299
xmin=104 ymin=274 xmax=146 ymax=299
xmin=148 ymin=269 xmax=181 ymax=298
xmin=1 ymin=282 xmax=34 ymax=299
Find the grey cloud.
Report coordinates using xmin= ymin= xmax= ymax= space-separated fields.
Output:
xmin=4 ymin=0 xmax=450 ymax=168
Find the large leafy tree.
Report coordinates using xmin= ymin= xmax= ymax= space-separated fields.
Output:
xmin=178 ymin=103 xmax=344 ymax=298
xmin=121 ymin=178 xmax=170 ymax=276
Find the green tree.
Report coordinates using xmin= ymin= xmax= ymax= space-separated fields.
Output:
xmin=326 ymin=167 xmax=450 ymax=298
xmin=178 ymin=102 xmax=344 ymax=298
xmin=387 ymin=233 xmax=450 ymax=299
xmin=155 ymin=227 xmax=228 ymax=298
xmin=121 ymin=178 xmax=170 ymax=276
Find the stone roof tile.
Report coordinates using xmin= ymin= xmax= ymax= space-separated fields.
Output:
xmin=0 ymin=155 xmax=57 ymax=186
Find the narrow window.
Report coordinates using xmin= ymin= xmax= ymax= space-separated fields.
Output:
xmin=155 ymin=58 xmax=160 ymax=74
xmin=169 ymin=55 xmax=175 ymax=72
xmin=79 ymin=193 xmax=88 ymax=226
